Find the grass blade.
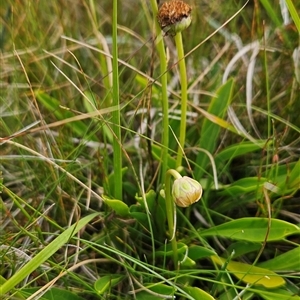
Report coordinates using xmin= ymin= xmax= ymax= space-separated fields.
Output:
xmin=0 ymin=213 xmax=100 ymax=295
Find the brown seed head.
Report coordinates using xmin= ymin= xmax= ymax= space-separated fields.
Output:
xmin=157 ymin=1 xmax=192 ymax=36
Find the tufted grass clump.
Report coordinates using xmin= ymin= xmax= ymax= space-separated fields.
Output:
xmin=1 ymin=0 xmax=299 ymax=299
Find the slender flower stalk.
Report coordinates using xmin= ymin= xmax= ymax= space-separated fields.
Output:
xmin=174 ymin=31 xmax=188 ymax=168
xmin=156 ymin=1 xmax=194 ymax=268
xmin=157 ymin=0 xmax=192 ymax=169
xmin=112 ymin=0 xmax=122 ymax=199
xmin=165 ymin=169 xmax=181 ymax=268
xmin=164 ymin=169 xmax=202 ymax=268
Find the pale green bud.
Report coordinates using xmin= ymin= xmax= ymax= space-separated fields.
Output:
xmin=172 ymin=176 xmax=202 ymax=207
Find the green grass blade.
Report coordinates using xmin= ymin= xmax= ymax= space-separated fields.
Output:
xmin=215 ymin=141 xmax=268 ymax=163
xmin=282 ymin=159 xmax=300 ymax=191
xmin=285 ymin=0 xmax=300 ymax=33
xmin=35 ymin=91 xmax=97 ymax=140
xmin=259 ymin=0 xmax=282 ymax=27
xmin=195 ymin=78 xmax=234 ymax=179
xmin=0 ymin=213 xmax=100 ymax=295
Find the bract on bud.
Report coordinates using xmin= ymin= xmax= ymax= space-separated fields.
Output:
xmin=172 ymin=176 xmax=202 ymax=207
xmin=157 ymin=0 xmax=192 ymax=36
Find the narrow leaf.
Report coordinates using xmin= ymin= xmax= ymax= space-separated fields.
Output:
xmin=258 ymin=247 xmax=300 ymax=271
xmin=22 ymin=287 xmax=86 ymax=300
xmin=285 ymin=0 xmax=300 ymax=34
xmin=211 ymin=256 xmax=285 ymax=288
xmin=182 ymin=286 xmax=215 ymax=300
xmin=102 ymin=195 xmax=130 ymax=217
xmin=35 ymin=91 xmax=95 ymax=140
xmin=201 ymin=218 xmax=300 ymax=242
xmin=253 ymin=287 xmax=300 ymax=300
xmin=135 ymin=283 xmax=176 ymax=300
xmin=215 ymin=141 xmax=268 ymax=163
xmin=195 ymin=78 xmax=234 ymax=179
xmin=94 ymin=275 xmax=124 ymax=295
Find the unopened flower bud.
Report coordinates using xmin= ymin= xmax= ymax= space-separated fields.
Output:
xmin=172 ymin=176 xmax=202 ymax=207
xmin=157 ymin=0 xmax=192 ymax=36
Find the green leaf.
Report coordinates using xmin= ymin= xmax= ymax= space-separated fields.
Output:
xmin=155 ymin=243 xmax=198 ymax=267
xmin=181 ymin=286 xmax=215 ymax=300
xmin=94 ymin=275 xmax=124 ymax=295
xmin=35 ymin=91 xmax=96 ymax=140
xmin=259 ymin=0 xmax=282 ymax=27
xmin=215 ymin=141 xmax=268 ymax=163
xmin=102 ymin=195 xmax=130 ymax=217
xmin=156 ymin=242 xmax=188 ymax=257
xmin=226 ymin=242 xmax=262 ymax=258
xmin=211 ymin=256 xmax=285 ymax=288
xmin=258 ymin=247 xmax=300 ymax=271
xmin=201 ymin=218 xmax=300 ymax=242
xmin=188 ymin=245 xmax=216 ymax=260
xmin=83 ymin=91 xmax=97 ymax=113
xmin=151 ymin=144 xmax=176 ymax=170
xmin=218 ymin=177 xmax=266 ymax=197
xmin=136 ymin=283 xmax=176 ymax=300
xmin=21 ymin=288 xmax=85 ymax=300
xmin=278 ymin=159 xmax=300 ymax=193
xmin=135 ymin=74 xmax=160 ymax=98
xmin=285 ymin=0 xmax=300 ymax=34
xmin=129 ymin=211 xmax=148 ymax=227
xmin=135 ymin=189 xmax=157 ymax=212
xmin=84 ymin=91 xmax=114 ymax=143
xmin=0 ymin=212 xmax=100 ymax=295
xmin=253 ymin=287 xmax=300 ymax=300
xmin=195 ymin=78 xmax=234 ymax=179
xmin=108 ymin=167 xmax=128 ymax=196
xmin=180 ymin=255 xmax=196 ymax=268
xmin=135 ymin=293 xmax=165 ymax=300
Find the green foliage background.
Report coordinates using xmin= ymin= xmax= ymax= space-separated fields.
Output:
xmin=1 ymin=0 xmax=299 ymax=299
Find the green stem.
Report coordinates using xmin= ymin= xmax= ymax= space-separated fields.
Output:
xmin=112 ymin=0 xmax=122 ymax=199
xmin=150 ymin=0 xmax=169 ymax=179
xmin=174 ymin=32 xmax=188 ymax=169
xmin=165 ymin=169 xmax=182 ymax=269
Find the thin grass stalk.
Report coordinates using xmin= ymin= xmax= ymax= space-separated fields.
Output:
xmin=263 ymin=24 xmax=272 ymax=176
xmin=112 ymin=0 xmax=122 ymax=199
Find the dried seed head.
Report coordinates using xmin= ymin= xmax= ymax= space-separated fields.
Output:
xmin=157 ymin=0 xmax=192 ymax=36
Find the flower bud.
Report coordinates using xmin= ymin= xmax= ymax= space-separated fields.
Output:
xmin=157 ymin=0 xmax=192 ymax=36
xmin=172 ymin=176 xmax=202 ymax=207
